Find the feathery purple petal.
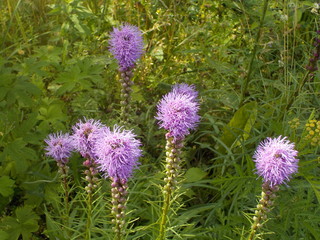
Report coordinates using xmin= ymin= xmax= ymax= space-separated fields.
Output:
xmin=156 ymin=85 xmax=200 ymax=139
xmin=95 ymin=126 xmax=142 ymax=181
xmin=253 ymin=136 xmax=299 ymax=187
xmin=71 ymin=118 xmax=104 ymax=159
xmin=172 ymin=83 xmax=198 ymax=101
xmin=44 ymin=132 xmax=74 ymax=163
xmin=109 ymin=24 xmax=144 ymax=70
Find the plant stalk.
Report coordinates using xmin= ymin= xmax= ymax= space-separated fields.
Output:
xmin=158 ymin=136 xmax=183 ymax=240
xmin=119 ymin=68 xmax=134 ymax=125
xmin=83 ymin=158 xmax=99 ymax=240
xmin=247 ymin=183 xmax=278 ymax=240
xmin=239 ymin=0 xmax=269 ymax=107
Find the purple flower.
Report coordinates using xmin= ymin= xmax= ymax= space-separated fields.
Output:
xmin=156 ymin=88 xmax=200 ymax=140
xmin=109 ymin=24 xmax=144 ymax=70
xmin=45 ymin=132 xmax=74 ymax=163
xmin=253 ymin=136 xmax=299 ymax=187
xmin=172 ymin=83 xmax=198 ymax=101
xmin=71 ymin=118 xmax=104 ymax=159
xmin=94 ymin=126 xmax=142 ymax=181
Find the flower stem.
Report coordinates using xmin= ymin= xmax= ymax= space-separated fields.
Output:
xmin=57 ymin=161 xmax=71 ymax=237
xmin=111 ymin=178 xmax=128 ymax=240
xmin=83 ymin=159 xmax=99 ymax=240
xmin=248 ymin=183 xmax=279 ymax=240
xmin=158 ymin=136 xmax=183 ymax=240
xmin=120 ymin=68 xmax=134 ymax=125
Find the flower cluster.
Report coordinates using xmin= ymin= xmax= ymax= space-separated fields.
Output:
xmin=156 ymin=83 xmax=200 ymax=140
xmin=45 ymin=120 xmax=142 ymax=181
xmin=172 ymin=83 xmax=198 ymax=101
xmin=109 ymin=24 xmax=144 ymax=70
xmin=95 ymin=126 xmax=142 ymax=181
xmin=71 ymin=118 xmax=104 ymax=159
xmin=288 ymin=118 xmax=300 ymax=130
xmin=305 ymin=119 xmax=320 ymax=146
xmin=253 ymin=136 xmax=299 ymax=187
xmin=44 ymin=132 xmax=74 ymax=164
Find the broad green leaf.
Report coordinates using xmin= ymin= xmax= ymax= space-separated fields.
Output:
xmin=2 ymin=206 xmax=39 ymax=240
xmin=0 ymin=176 xmax=15 ymax=197
xmin=3 ymin=138 xmax=31 ymax=174
xmin=1 ymin=216 xmax=20 ymax=240
xmin=0 ymin=230 xmax=8 ymax=240
xmin=184 ymin=167 xmax=207 ymax=183
xmin=218 ymin=101 xmax=258 ymax=153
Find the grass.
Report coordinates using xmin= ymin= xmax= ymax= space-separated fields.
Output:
xmin=0 ymin=0 xmax=319 ymax=239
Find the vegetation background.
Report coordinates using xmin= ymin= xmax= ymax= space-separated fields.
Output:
xmin=0 ymin=0 xmax=319 ymax=239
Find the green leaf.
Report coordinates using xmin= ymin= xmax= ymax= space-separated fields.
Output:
xmin=3 ymin=138 xmax=30 ymax=174
xmin=305 ymin=175 xmax=320 ymax=204
xmin=0 ymin=230 xmax=9 ymax=240
xmin=1 ymin=206 xmax=39 ymax=240
xmin=218 ymin=101 xmax=258 ymax=153
xmin=0 ymin=176 xmax=15 ymax=197
xmin=132 ymin=85 xmax=144 ymax=102
xmin=184 ymin=167 xmax=207 ymax=183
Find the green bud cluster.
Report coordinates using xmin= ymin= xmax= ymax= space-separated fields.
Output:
xmin=120 ymin=69 xmax=134 ymax=124
xmin=163 ymin=137 xmax=183 ymax=195
xmin=288 ymin=118 xmax=300 ymax=130
xmin=111 ymin=178 xmax=128 ymax=236
xmin=83 ymin=160 xmax=99 ymax=194
xmin=57 ymin=161 xmax=69 ymax=179
xmin=249 ymin=182 xmax=279 ymax=239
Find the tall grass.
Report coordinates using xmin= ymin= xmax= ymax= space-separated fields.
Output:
xmin=0 ymin=0 xmax=319 ymax=239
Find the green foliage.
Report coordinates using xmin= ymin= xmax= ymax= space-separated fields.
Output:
xmin=0 ymin=176 xmax=15 ymax=197
xmin=1 ymin=206 xmax=39 ymax=240
xmin=219 ymin=101 xmax=258 ymax=153
xmin=0 ymin=0 xmax=319 ymax=239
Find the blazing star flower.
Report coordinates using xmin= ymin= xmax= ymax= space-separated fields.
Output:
xmin=156 ymin=90 xmax=200 ymax=140
xmin=71 ymin=119 xmax=104 ymax=159
xmin=109 ymin=24 xmax=144 ymax=70
xmin=172 ymin=83 xmax=198 ymax=101
xmin=253 ymin=136 xmax=299 ymax=187
xmin=45 ymin=132 xmax=74 ymax=163
xmin=94 ymin=126 xmax=142 ymax=181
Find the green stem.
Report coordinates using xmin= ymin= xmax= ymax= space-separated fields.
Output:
xmin=58 ymin=162 xmax=71 ymax=237
xmin=280 ymin=71 xmax=309 ymax=119
xmin=247 ymin=183 xmax=278 ymax=240
xmin=86 ymin=191 xmax=92 ymax=240
xmin=120 ymin=68 xmax=133 ymax=126
xmin=62 ymin=172 xmax=70 ymax=223
xmin=239 ymin=0 xmax=269 ymax=107
xmin=111 ymin=178 xmax=127 ymax=240
xmin=157 ymin=136 xmax=183 ymax=240
xmin=83 ymin=159 xmax=99 ymax=240
xmin=158 ymin=188 xmax=171 ymax=240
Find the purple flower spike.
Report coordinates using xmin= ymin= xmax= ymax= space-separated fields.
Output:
xmin=156 ymin=88 xmax=200 ymax=140
xmin=95 ymin=126 xmax=142 ymax=181
xmin=45 ymin=132 xmax=74 ymax=163
xmin=71 ymin=118 xmax=104 ymax=159
xmin=109 ymin=24 xmax=144 ymax=70
xmin=253 ymin=136 xmax=299 ymax=187
xmin=172 ymin=83 xmax=198 ymax=101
